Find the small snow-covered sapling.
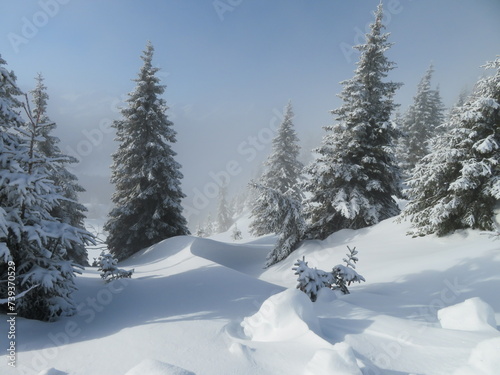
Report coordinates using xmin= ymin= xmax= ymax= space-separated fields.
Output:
xmin=97 ymin=251 xmax=134 ymax=283
xmin=293 ymin=246 xmax=366 ymax=301
xmin=331 ymin=246 xmax=366 ymax=295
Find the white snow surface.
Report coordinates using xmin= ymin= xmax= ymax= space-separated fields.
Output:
xmin=1 ymin=212 xmax=500 ymax=374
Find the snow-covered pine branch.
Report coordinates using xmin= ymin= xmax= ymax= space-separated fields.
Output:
xmin=480 ymin=230 xmax=500 ymax=240
xmin=0 ymin=284 xmax=38 ymax=305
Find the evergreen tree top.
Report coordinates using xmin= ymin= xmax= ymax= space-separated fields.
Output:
xmin=260 ymin=100 xmax=303 ymax=197
xmin=333 ymin=3 xmax=402 ymax=128
xmin=0 ymin=55 xmax=23 ymax=125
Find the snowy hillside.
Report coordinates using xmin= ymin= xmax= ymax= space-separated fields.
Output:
xmin=1 ymin=213 xmax=500 ymax=375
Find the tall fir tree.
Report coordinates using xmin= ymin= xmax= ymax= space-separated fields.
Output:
xmin=398 ymin=64 xmax=445 ymax=174
xmin=250 ymin=101 xmax=303 ymax=236
xmin=402 ymin=58 xmax=500 ymax=236
xmin=216 ymin=183 xmax=232 ymax=233
xmin=205 ymin=213 xmax=215 ymax=236
xmin=261 ymin=101 xmax=303 ymax=195
xmin=104 ymin=42 xmax=189 ymax=260
xmin=304 ymin=4 xmax=402 ymax=240
xmin=1 ymin=57 xmax=92 ymax=321
xmin=28 ymin=73 xmax=90 ymax=266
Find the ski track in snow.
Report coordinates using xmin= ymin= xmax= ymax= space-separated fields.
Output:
xmin=1 ymin=214 xmax=499 ymax=374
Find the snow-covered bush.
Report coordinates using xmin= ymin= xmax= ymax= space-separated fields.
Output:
xmin=293 ymin=247 xmax=366 ymax=301
xmin=97 ymin=252 xmax=134 ymax=283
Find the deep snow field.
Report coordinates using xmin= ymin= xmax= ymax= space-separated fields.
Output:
xmin=1 ymin=212 xmax=500 ymax=375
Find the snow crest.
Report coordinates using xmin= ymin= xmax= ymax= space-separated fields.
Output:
xmin=241 ymin=288 xmax=321 ymax=342
xmin=438 ymin=297 xmax=498 ymax=333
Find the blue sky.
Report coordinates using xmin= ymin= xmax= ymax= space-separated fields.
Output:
xmin=1 ymin=0 xmax=499 ymax=224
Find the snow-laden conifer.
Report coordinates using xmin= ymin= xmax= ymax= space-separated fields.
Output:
xmin=28 ymin=73 xmax=90 ymax=265
xmin=398 ymin=65 xmax=445 ymax=174
xmin=216 ymin=183 xmax=232 ymax=233
xmin=204 ymin=213 xmax=215 ymax=237
xmin=0 ymin=57 xmax=92 ymax=320
xmin=105 ymin=42 xmax=189 ymax=260
xmin=293 ymin=257 xmax=329 ymax=302
xmin=231 ymin=224 xmax=242 ymax=241
xmin=196 ymin=225 xmax=207 ymax=238
xmin=251 ymin=182 xmax=306 ymax=267
xmin=402 ymin=58 xmax=500 ymax=236
xmin=304 ymin=4 xmax=402 ymax=239
xmin=97 ymin=251 xmax=134 ymax=283
xmin=250 ymin=101 xmax=303 ymax=236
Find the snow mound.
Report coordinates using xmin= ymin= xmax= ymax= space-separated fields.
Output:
xmin=438 ymin=297 xmax=498 ymax=332
xmin=315 ymin=286 xmax=338 ymax=303
xmin=304 ymin=344 xmax=363 ymax=375
xmin=241 ymin=288 xmax=321 ymax=342
xmin=37 ymin=369 xmax=68 ymax=375
xmin=453 ymin=337 xmax=500 ymax=375
xmin=124 ymin=359 xmax=195 ymax=375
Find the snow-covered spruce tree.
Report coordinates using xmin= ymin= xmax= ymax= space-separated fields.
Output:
xmin=398 ymin=64 xmax=445 ymax=175
xmin=304 ymin=4 xmax=402 ymax=240
xmin=402 ymin=58 xmax=500 ymax=236
xmin=250 ymin=101 xmax=303 ymax=236
xmin=204 ymin=213 xmax=215 ymax=236
xmin=216 ymin=183 xmax=232 ymax=233
xmin=97 ymin=251 xmax=134 ymax=283
xmin=195 ymin=225 xmax=207 ymax=238
xmin=28 ymin=73 xmax=90 ymax=266
xmin=104 ymin=42 xmax=189 ymax=261
xmin=0 ymin=58 xmax=92 ymax=321
xmin=250 ymin=182 xmax=306 ymax=267
xmin=231 ymin=224 xmax=242 ymax=241
xmin=293 ymin=257 xmax=330 ymax=302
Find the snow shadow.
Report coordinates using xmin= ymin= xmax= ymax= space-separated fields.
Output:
xmin=11 ymin=263 xmax=283 ymax=354
xmin=345 ymin=250 xmax=500 ymax=324
xmin=190 ymin=237 xmax=272 ymax=277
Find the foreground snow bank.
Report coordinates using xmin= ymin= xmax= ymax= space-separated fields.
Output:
xmin=304 ymin=344 xmax=362 ymax=375
xmin=438 ymin=297 xmax=498 ymax=332
xmin=124 ymin=359 xmax=195 ymax=375
xmin=453 ymin=337 xmax=500 ymax=375
xmin=241 ymin=288 xmax=321 ymax=341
